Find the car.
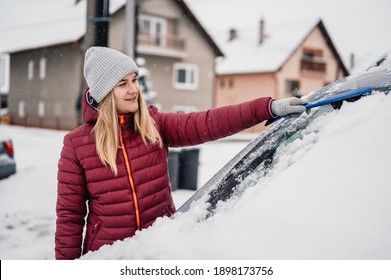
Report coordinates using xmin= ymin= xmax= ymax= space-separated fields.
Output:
xmin=0 ymin=134 xmax=16 ymax=180
xmin=81 ymin=52 xmax=391 ymax=260
xmin=178 ymin=51 xmax=391 ymax=216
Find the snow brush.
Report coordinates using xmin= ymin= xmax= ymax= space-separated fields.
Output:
xmin=266 ymin=86 xmax=373 ymax=125
xmin=304 ymin=86 xmax=372 ymax=110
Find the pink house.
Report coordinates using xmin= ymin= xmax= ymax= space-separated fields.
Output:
xmin=214 ymin=18 xmax=349 ymax=132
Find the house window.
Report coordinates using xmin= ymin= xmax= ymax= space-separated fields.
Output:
xmin=18 ymin=101 xmax=26 ymax=118
xmin=38 ymin=101 xmax=45 ymax=117
xmin=286 ymin=80 xmax=301 ymax=96
xmin=172 ymin=105 xmax=197 ymax=113
xmin=39 ymin=58 xmax=47 ymax=80
xmin=0 ymin=94 xmax=7 ymax=110
xmin=229 ymin=77 xmax=234 ymax=88
xmin=220 ymin=78 xmax=225 ymax=88
xmin=0 ymin=53 xmax=10 ymax=93
xmin=173 ymin=63 xmax=198 ymax=90
xmin=28 ymin=60 xmax=34 ymax=81
xmin=139 ymin=15 xmax=166 ymax=47
xmin=300 ymin=48 xmax=326 ymax=73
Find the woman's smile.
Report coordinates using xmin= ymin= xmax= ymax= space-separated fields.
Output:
xmin=113 ymin=73 xmax=140 ymax=114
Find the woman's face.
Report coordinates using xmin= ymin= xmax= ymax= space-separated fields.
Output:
xmin=113 ymin=73 xmax=140 ymax=115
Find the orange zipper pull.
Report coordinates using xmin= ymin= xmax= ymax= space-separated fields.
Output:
xmin=119 ymin=115 xmax=125 ymax=127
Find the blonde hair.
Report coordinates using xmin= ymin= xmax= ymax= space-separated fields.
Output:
xmin=93 ymin=89 xmax=162 ymax=175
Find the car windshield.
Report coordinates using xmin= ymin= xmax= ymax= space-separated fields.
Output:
xmin=178 ymin=53 xmax=391 ymax=216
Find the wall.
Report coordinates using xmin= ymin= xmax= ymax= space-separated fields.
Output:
xmin=9 ymin=43 xmax=82 ymax=130
xmin=215 ymin=72 xmax=276 ymax=106
xmin=134 ymin=0 xmax=216 ymax=112
xmin=277 ymin=27 xmax=344 ymax=98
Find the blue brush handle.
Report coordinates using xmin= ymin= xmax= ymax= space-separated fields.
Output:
xmin=266 ymin=87 xmax=373 ymax=126
xmin=304 ymin=86 xmax=372 ymax=109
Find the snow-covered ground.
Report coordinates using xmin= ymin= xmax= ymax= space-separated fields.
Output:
xmin=1 ymin=89 xmax=391 ymax=260
xmin=0 ymin=123 xmax=248 ymax=259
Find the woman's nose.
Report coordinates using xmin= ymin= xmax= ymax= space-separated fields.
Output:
xmin=127 ymin=82 xmax=137 ymax=93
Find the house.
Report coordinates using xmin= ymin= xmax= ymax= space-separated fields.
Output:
xmin=214 ymin=18 xmax=349 ymax=132
xmin=0 ymin=0 xmax=86 ymax=129
xmin=0 ymin=0 xmax=222 ymax=130
xmin=111 ymin=0 xmax=223 ymax=113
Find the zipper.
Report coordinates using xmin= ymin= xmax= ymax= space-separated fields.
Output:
xmin=86 ymin=221 xmax=101 ymax=252
xmin=119 ymin=115 xmax=141 ymax=231
xmin=92 ymin=223 xmax=99 ymax=234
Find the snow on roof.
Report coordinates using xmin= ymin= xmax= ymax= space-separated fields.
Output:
xmin=0 ymin=0 xmax=126 ymax=54
xmin=215 ymin=17 xmax=320 ymax=75
xmin=109 ymin=0 xmax=126 ymax=14
xmin=186 ymin=0 xmax=391 ymax=76
xmin=0 ymin=0 xmax=85 ymax=53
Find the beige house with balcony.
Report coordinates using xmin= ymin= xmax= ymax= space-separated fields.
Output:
xmin=111 ymin=0 xmax=223 ymax=113
xmin=2 ymin=0 xmax=223 ymax=130
xmin=214 ymin=19 xmax=349 ymax=132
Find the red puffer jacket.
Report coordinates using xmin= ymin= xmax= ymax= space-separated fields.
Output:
xmin=55 ymin=91 xmax=273 ymax=259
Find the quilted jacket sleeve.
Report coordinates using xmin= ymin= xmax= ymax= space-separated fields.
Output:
xmin=157 ymin=97 xmax=273 ymax=147
xmin=55 ymin=133 xmax=88 ymax=260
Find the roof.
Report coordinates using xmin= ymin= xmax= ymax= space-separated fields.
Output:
xmin=316 ymin=20 xmax=349 ymax=76
xmin=0 ymin=0 xmax=86 ymax=53
xmin=0 ymin=0 xmax=223 ymax=57
xmin=174 ymin=0 xmax=223 ymax=57
xmin=215 ymin=17 xmax=348 ymax=76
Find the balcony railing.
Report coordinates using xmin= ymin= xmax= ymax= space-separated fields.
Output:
xmin=137 ymin=33 xmax=186 ymax=54
xmin=300 ymin=56 xmax=326 ymax=73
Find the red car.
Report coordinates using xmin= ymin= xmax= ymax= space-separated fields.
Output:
xmin=0 ymin=135 xmax=16 ymax=180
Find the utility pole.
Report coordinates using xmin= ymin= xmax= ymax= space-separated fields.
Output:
xmin=77 ymin=0 xmax=110 ymax=124
xmin=125 ymin=0 xmax=137 ymax=58
xmin=94 ymin=0 xmax=110 ymax=46
xmin=85 ymin=0 xmax=110 ymax=47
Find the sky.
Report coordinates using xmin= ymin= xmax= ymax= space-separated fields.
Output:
xmin=186 ymin=0 xmax=391 ymax=70
xmin=1 ymin=55 xmax=391 ymax=262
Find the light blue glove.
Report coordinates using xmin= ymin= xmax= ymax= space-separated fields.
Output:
xmin=271 ymin=97 xmax=308 ymax=117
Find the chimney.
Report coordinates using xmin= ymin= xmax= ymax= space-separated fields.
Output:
xmin=259 ymin=18 xmax=265 ymax=44
xmin=228 ymin=28 xmax=237 ymax=41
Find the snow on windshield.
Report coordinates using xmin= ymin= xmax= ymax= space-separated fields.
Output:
xmin=81 ymin=89 xmax=391 ymax=259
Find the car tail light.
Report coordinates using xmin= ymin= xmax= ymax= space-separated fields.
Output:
xmin=3 ymin=140 xmax=14 ymax=157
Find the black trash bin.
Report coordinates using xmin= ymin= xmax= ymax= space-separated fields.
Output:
xmin=179 ymin=148 xmax=200 ymax=190
xmin=168 ymin=149 xmax=181 ymax=191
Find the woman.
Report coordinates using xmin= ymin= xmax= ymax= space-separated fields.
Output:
xmin=55 ymin=47 xmax=307 ymax=260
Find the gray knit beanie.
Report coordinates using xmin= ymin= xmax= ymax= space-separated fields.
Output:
xmin=83 ymin=47 xmax=139 ymax=103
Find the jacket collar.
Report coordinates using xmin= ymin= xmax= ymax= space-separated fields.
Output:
xmin=82 ymin=88 xmax=134 ymax=127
